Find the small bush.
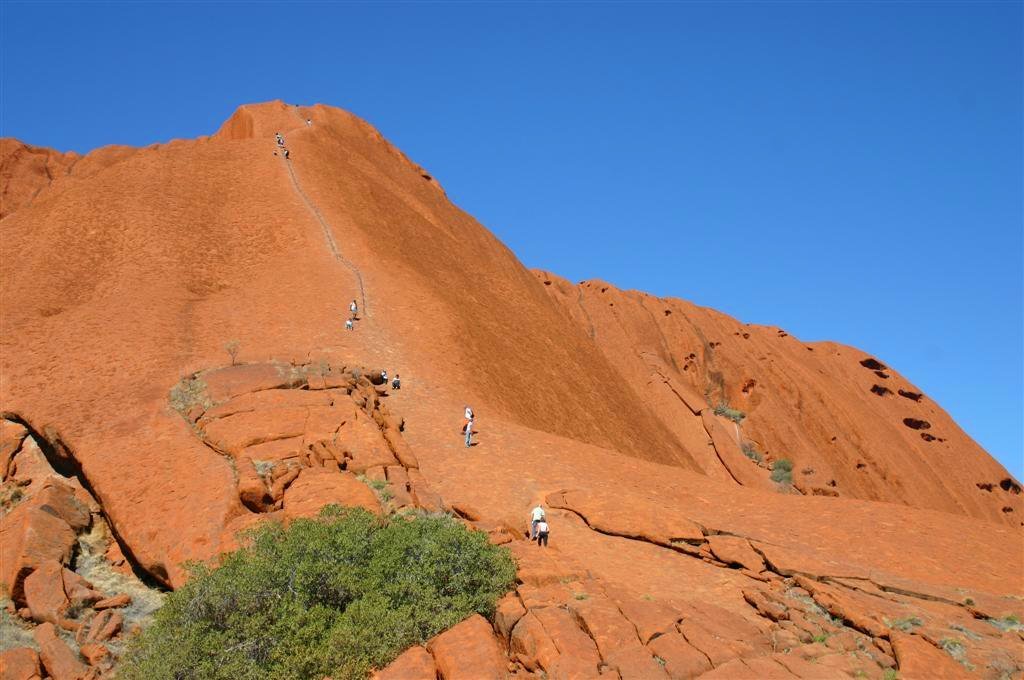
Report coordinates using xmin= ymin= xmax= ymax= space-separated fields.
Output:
xmin=770 ymin=459 xmax=794 ymax=485
xmin=713 ymin=402 xmax=745 ymax=424
xmin=120 ymin=507 xmax=516 ymax=680
xmin=883 ymin=670 xmax=899 ymax=680
xmin=987 ymin=614 xmax=1022 ymax=632
xmin=225 ymin=340 xmax=241 ymax=366
xmin=887 ymin=616 xmax=923 ymax=632
xmin=812 ymin=633 xmax=829 ymax=643
xmin=169 ymin=376 xmax=212 ymax=416
xmin=741 ymin=443 xmax=762 ymax=464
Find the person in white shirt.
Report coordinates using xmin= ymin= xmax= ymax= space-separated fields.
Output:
xmin=530 ymin=505 xmax=545 ymax=539
xmin=535 ymin=520 xmax=550 ymax=547
xmin=349 ymin=300 xmax=358 ymax=317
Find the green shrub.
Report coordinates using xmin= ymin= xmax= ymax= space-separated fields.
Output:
xmin=741 ymin=443 xmax=763 ymax=464
xmin=713 ymin=402 xmax=745 ymax=423
xmin=120 ymin=507 xmax=516 ymax=680
xmin=886 ymin=616 xmax=923 ymax=632
xmin=770 ymin=459 xmax=794 ymax=485
xmin=169 ymin=376 xmax=212 ymax=417
xmin=987 ymin=614 xmax=1022 ymax=632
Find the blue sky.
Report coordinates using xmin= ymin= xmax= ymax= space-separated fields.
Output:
xmin=3 ymin=1 xmax=1021 ymax=478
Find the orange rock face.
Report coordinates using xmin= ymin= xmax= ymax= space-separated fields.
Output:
xmin=2 ymin=101 xmax=1021 ymax=679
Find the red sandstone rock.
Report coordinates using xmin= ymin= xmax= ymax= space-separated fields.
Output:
xmin=236 ymin=456 xmax=272 ymax=511
xmin=77 ymin=644 xmax=111 ymax=670
xmin=492 ymin=593 xmax=526 ymax=643
xmin=427 ymin=614 xmax=506 ymax=680
xmin=647 ymin=630 xmax=711 ymax=679
xmin=0 ymin=419 xmax=28 ymax=481
xmin=24 ymin=560 xmax=70 ymax=623
xmin=0 ymin=504 xmax=77 ymax=603
xmin=34 ymin=622 xmax=87 ymax=680
xmin=706 ymin=535 xmax=765 ymax=572
xmin=890 ymin=633 xmax=972 ymax=679
xmin=92 ymin=593 xmax=131 ymax=610
xmin=372 ymin=646 xmax=436 ymax=680
xmin=283 ymin=468 xmax=380 ymax=520
xmin=0 ymin=646 xmax=42 ymax=680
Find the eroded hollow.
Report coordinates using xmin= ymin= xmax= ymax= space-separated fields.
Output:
xmin=870 ymin=385 xmax=892 ymax=397
xmin=860 ymin=358 xmax=888 ymax=371
xmin=999 ymin=478 xmax=1022 ymax=494
xmin=898 ymin=389 xmax=923 ymax=402
xmin=902 ymin=418 xmax=931 ymax=431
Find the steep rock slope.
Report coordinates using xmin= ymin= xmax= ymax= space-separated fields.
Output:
xmin=536 ymin=272 xmax=1022 ymax=526
xmin=1 ymin=101 xmax=1021 ymax=678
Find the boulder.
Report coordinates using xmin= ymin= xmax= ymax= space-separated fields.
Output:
xmin=77 ymin=643 xmax=111 ymax=670
xmin=93 ymin=594 xmax=131 ymax=610
xmin=492 ymin=593 xmax=526 ymax=643
xmin=384 ymin=466 xmax=414 ymax=507
xmin=283 ymin=468 xmax=380 ymax=520
xmin=0 ymin=647 xmax=42 ymax=680
xmin=0 ymin=504 xmax=77 ymax=603
xmin=568 ymin=595 xmax=666 ymax=678
xmin=31 ymin=480 xmax=91 ymax=532
xmin=236 ymin=456 xmax=272 ymax=511
xmin=34 ymin=622 xmax=87 ymax=680
xmin=0 ymin=419 xmax=29 ymax=481
xmin=338 ymin=411 xmax=398 ymax=472
xmin=427 ymin=614 xmax=506 ymax=680
xmin=372 ymin=646 xmax=436 ymax=680
xmin=24 ymin=560 xmax=70 ymax=623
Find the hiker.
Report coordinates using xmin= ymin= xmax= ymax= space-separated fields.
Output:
xmin=306 ymin=118 xmax=312 ymax=127
xmin=345 ymin=318 xmax=354 ymax=331
xmin=350 ymin=299 xmax=358 ymax=317
xmin=461 ymin=406 xmax=474 ymax=433
xmin=535 ymin=519 xmax=550 ymax=547
xmin=392 ymin=374 xmax=401 ymax=390
xmin=381 ymin=369 xmax=388 ymax=385
xmin=464 ymin=412 xmax=474 ymax=448
xmin=283 ymin=149 xmax=290 ymax=160
xmin=275 ymin=132 xmax=284 ymax=146
xmin=530 ymin=505 xmax=545 ymax=539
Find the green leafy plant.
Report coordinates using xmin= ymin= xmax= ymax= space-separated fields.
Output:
xmin=812 ymin=633 xmax=829 ymax=644
xmin=120 ymin=507 xmax=516 ymax=680
xmin=770 ymin=459 xmax=794 ymax=485
xmin=713 ymin=402 xmax=745 ymax=423
xmin=741 ymin=443 xmax=763 ymax=464
xmin=886 ymin=616 xmax=923 ymax=632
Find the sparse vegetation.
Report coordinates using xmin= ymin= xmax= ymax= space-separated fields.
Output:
xmin=120 ymin=507 xmax=515 ymax=680
xmin=938 ymin=638 xmax=973 ymax=670
xmin=770 ymin=459 xmax=794 ymax=485
xmin=812 ymin=633 xmax=829 ymax=644
xmin=886 ymin=616 xmax=923 ymax=632
xmin=713 ymin=402 xmax=746 ymax=424
xmin=741 ymin=443 xmax=763 ymax=464
xmin=949 ymin=623 xmax=982 ymax=641
xmin=168 ymin=376 xmax=213 ymax=417
xmin=883 ymin=669 xmax=899 ymax=680
xmin=573 ymin=592 xmax=588 ymax=601
xmin=963 ymin=597 xmax=975 ymax=606
xmin=225 ymin=340 xmax=241 ymax=366
xmin=987 ymin=614 xmax=1022 ymax=632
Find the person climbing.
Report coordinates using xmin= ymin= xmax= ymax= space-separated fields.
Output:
xmin=535 ymin=519 xmax=550 ymax=547
xmin=306 ymin=118 xmax=312 ymax=127
xmin=464 ymin=411 xmax=474 ymax=448
xmin=461 ymin=406 xmax=474 ymax=433
xmin=381 ymin=369 xmax=388 ymax=385
xmin=350 ymin=299 xmax=358 ymax=318
xmin=345 ymin=318 xmax=354 ymax=331
xmin=283 ymin=148 xmax=290 ymax=160
xmin=275 ymin=132 xmax=284 ymax=146
xmin=530 ymin=505 xmax=546 ymax=539
xmin=392 ymin=374 xmax=401 ymax=390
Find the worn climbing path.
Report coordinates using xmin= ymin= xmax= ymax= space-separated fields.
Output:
xmin=280 ymin=138 xmax=369 ymax=316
